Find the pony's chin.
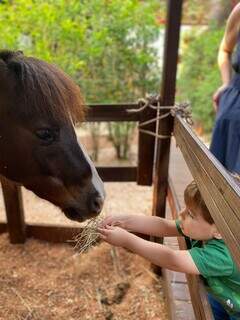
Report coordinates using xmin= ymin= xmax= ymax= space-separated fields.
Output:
xmin=63 ymin=207 xmax=86 ymax=222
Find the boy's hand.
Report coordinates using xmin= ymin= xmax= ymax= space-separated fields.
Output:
xmin=99 ymin=214 xmax=132 ymax=230
xmin=98 ymin=225 xmax=131 ymax=247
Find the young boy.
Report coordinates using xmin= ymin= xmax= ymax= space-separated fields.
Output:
xmin=98 ymin=181 xmax=240 ymax=320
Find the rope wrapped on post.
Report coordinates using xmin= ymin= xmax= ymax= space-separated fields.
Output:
xmin=127 ymin=94 xmax=193 ymax=139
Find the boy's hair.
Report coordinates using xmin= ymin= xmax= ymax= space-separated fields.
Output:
xmin=184 ymin=181 xmax=214 ymax=224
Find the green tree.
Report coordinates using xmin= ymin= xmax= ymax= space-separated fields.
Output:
xmin=178 ymin=0 xmax=232 ymax=134
xmin=0 ymin=0 xmax=161 ymax=159
xmin=178 ymin=27 xmax=224 ymax=133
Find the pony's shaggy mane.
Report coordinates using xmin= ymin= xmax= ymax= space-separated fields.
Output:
xmin=0 ymin=50 xmax=85 ymax=124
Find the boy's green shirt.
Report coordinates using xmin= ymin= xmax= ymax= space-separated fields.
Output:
xmin=176 ymin=219 xmax=240 ymax=318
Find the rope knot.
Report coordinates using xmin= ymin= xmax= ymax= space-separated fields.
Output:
xmin=137 ymin=94 xmax=161 ymax=111
xmin=127 ymin=95 xmax=193 ymax=140
xmin=170 ymin=102 xmax=193 ymax=125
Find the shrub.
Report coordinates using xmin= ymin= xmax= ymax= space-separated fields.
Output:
xmin=178 ymin=27 xmax=224 ymax=133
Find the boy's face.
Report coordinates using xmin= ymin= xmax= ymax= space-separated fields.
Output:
xmin=179 ymin=206 xmax=219 ymax=240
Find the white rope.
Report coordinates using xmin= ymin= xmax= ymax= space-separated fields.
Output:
xmin=127 ymin=95 xmax=193 ymax=139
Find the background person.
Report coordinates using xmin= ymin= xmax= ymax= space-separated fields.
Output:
xmin=211 ymin=3 xmax=240 ymax=173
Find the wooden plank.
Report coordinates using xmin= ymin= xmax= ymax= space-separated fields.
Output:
xmin=0 ymin=222 xmax=82 ymax=243
xmin=26 ymin=223 xmax=82 ymax=243
xmin=167 ymin=177 xmax=181 ymax=216
xmin=85 ymin=104 xmax=140 ymax=122
xmin=152 ymin=0 xmax=183 ymax=275
xmin=97 ymin=166 xmax=137 ymax=182
xmin=152 ymin=0 xmax=183 ymax=218
xmin=137 ymin=105 xmax=157 ymax=185
xmin=175 ymin=116 xmax=240 ymax=268
xmin=0 ymin=222 xmax=7 ymax=234
xmin=0 ymin=222 xmax=149 ymax=243
xmin=162 ymin=267 xmax=178 ymax=320
xmin=186 ymin=275 xmax=214 ymax=320
xmin=1 ymin=179 xmax=26 ymax=243
xmin=167 ymin=179 xmax=214 ymax=320
xmin=171 ymin=282 xmax=190 ymax=301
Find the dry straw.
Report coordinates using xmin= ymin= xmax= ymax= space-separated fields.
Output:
xmin=73 ymin=216 xmax=103 ymax=254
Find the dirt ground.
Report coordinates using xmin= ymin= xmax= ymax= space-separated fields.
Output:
xmin=0 ymin=234 xmax=168 ymax=320
xmin=0 ymin=135 xmax=169 ymax=320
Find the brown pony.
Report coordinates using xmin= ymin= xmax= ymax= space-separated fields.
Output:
xmin=0 ymin=50 xmax=105 ymax=222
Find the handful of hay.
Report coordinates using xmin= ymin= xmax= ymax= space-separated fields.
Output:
xmin=73 ymin=216 xmax=103 ymax=254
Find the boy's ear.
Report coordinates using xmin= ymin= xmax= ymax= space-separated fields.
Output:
xmin=212 ymin=225 xmax=222 ymax=239
xmin=213 ymin=232 xmax=222 ymax=240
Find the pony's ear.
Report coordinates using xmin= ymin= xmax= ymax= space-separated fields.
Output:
xmin=0 ymin=50 xmax=23 ymax=63
xmin=7 ymin=60 xmax=24 ymax=80
xmin=0 ymin=50 xmax=24 ymax=81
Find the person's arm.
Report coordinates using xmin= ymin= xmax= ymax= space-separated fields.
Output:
xmin=218 ymin=4 xmax=240 ymax=85
xmin=100 ymin=214 xmax=180 ymax=237
xmin=98 ymin=226 xmax=199 ymax=274
xmin=213 ymin=4 xmax=240 ymax=110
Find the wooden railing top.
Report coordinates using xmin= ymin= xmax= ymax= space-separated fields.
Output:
xmin=84 ymin=103 xmax=140 ymax=122
xmin=174 ymin=115 xmax=240 ymax=269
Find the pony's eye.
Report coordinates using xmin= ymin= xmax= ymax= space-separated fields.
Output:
xmin=35 ymin=129 xmax=55 ymax=143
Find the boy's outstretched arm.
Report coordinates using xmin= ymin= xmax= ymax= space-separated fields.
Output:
xmin=100 ymin=214 xmax=180 ymax=237
xmin=98 ymin=226 xmax=199 ymax=275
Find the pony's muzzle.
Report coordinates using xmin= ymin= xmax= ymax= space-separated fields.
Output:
xmin=89 ymin=194 xmax=104 ymax=215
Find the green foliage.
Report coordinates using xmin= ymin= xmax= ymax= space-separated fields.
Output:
xmin=178 ymin=27 xmax=224 ymax=133
xmin=158 ymin=0 xmax=215 ymax=25
xmin=182 ymin=0 xmax=209 ymax=24
xmin=107 ymin=122 xmax=135 ymax=160
xmin=0 ymin=0 xmax=161 ymax=160
xmin=0 ymin=0 xmax=161 ymax=103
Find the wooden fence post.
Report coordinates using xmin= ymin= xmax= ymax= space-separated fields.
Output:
xmin=1 ymin=178 xmax=26 ymax=243
xmin=152 ymin=0 xmax=183 ymax=273
xmin=137 ymin=104 xmax=157 ymax=185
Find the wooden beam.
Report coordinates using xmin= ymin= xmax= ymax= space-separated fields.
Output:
xmin=152 ymin=0 xmax=183 ymax=275
xmin=97 ymin=166 xmax=137 ymax=182
xmin=0 ymin=222 xmax=149 ymax=243
xmin=167 ymin=177 xmax=181 ymax=215
xmin=0 ymin=222 xmax=7 ymax=234
xmin=26 ymin=223 xmax=82 ymax=243
xmin=152 ymin=0 xmax=183 ymax=217
xmin=137 ymin=104 xmax=157 ymax=185
xmin=85 ymin=104 xmax=140 ymax=122
xmin=1 ymin=179 xmax=26 ymax=243
xmin=167 ymin=179 xmax=214 ymax=320
xmin=0 ymin=222 xmax=82 ymax=243
xmin=174 ymin=116 xmax=240 ymax=269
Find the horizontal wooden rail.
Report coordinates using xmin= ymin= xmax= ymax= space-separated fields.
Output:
xmin=85 ymin=103 xmax=140 ymax=122
xmin=167 ymin=178 xmax=214 ymax=320
xmin=84 ymin=103 xmax=155 ymax=186
xmin=174 ymin=115 xmax=240 ymax=269
xmin=0 ymin=222 xmax=82 ymax=243
xmin=97 ymin=166 xmax=137 ymax=182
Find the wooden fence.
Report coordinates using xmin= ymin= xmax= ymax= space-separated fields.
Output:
xmin=165 ymin=114 xmax=240 ymax=320
xmin=1 ymin=0 xmax=239 ymax=319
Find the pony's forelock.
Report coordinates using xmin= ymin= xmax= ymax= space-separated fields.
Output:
xmin=0 ymin=50 xmax=85 ymax=124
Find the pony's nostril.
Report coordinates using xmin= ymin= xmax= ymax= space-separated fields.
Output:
xmin=90 ymin=196 xmax=103 ymax=214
